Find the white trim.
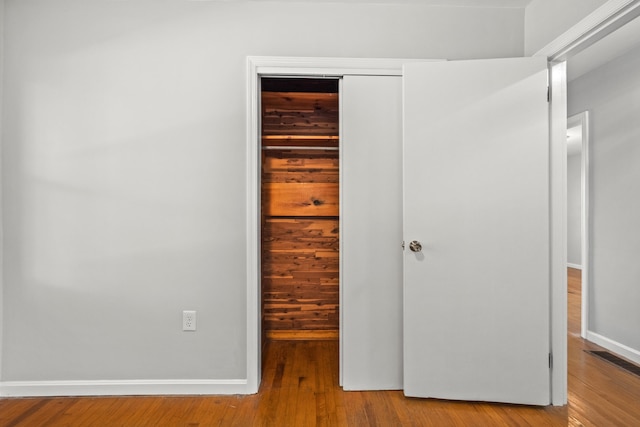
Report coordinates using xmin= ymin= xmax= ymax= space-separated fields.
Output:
xmin=245 ymin=57 xmax=261 ymax=395
xmin=246 ymin=56 xmax=431 ymax=395
xmin=568 ymin=111 xmax=590 ymax=339
xmin=534 ymin=0 xmax=640 ymax=61
xmin=0 ymin=379 xmax=249 ymax=398
xmin=567 ymin=263 xmax=582 ymax=270
xmin=0 ymin=0 xmax=5 ymax=383
xmin=586 ymin=331 xmax=640 ymax=366
xmin=247 ymin=56 xmax=421 ymax=77
xmin=549 ymin=61 xmax=568 ymax=406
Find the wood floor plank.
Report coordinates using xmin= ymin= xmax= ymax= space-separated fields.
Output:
xmin=0 ymin=399 xmax=52 ymax=427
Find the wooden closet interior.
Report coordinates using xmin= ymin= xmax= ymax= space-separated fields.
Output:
xmin=261 ymin=77 xmax=340 ymax=341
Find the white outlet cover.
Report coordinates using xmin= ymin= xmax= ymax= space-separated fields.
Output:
xmin=183 ymin=310 xmax=197 ymax=331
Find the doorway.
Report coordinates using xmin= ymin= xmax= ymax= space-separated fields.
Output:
xmin=260 ymin=77 xmax=340 ymax=344
xmin=246 ymin=58 xmax=411 ymax=393
xmin=567 ymin=111 xmax=590 ymax=339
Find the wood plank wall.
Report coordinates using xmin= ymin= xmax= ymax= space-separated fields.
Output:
xmin=261 ymin=90 xmax=339 ymax=340
xmin=262 ymin=92 xmax=338 ymax=137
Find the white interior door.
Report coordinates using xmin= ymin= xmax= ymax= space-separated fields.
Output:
xmin=342 ymin=75 xmax=403 ymax=390
xmin=403 ymin=57 xmax=551 ymax=405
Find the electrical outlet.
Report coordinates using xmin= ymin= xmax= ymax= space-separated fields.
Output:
xmin=183 ymin=310 xmax=196 ymax=331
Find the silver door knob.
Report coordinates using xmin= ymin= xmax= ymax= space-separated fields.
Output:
xmin=409 ymin=240 xmax=422 ymax=253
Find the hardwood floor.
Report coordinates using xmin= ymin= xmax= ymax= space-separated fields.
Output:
xmin=565 ymin=268 xmax=640 ymax=426
xmin=2 ymin=268 xmax=639 ymax=426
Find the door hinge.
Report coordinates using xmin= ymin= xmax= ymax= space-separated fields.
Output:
xmin=547 ymin=86 xmax=550 ymax=102
xmin=549 ymin=352 xmax=553 ymax=369
xmin=402 ymin=240 xmax=405 ymax=251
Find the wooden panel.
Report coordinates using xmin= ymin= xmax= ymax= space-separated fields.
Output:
xmin=262 ymin=135 xmax=339 ymax=148
xmin=261 ymin=89 xmax=340 ymax=339
xmin=263 ymin=183 xmax=338 ymax=217
xmin=262 ymin=148 xmax=339 ymax=217
xmin=262 ymin=92 xmax=338 ymax=136
xmin=266 ymin=330 xmax=339 ymax=340
xmin=263 ymin=149 xmax=338 ymax=183
xmin=262 ymin=218 xmax=339 ymax=333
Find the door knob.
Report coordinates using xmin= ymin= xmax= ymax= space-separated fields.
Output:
xmin=409 ymin=240 xmax=422 ymax=253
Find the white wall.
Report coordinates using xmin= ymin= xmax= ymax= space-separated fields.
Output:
xmin=569 ymin=43 xmax=640 ymax=357
xmin=524 ymin=0 xmax=607 ymax=55
xmin=567 ymin=152 xmax=582 ymax=267
xmin=0 ymin=0 xmax=525 ymax=385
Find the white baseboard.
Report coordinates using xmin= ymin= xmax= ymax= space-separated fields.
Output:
xmin=0 ymin=378 xmax=251 ymax=397
xmin=567 ymin=263 xmax=582 ymax=270
xmin=586 ymin=331 xmax=640 ymax=366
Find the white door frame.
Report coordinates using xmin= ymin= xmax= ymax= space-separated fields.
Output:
xmin=568 ymin=111 xmax=590 ymax=339
xmin=245 ymin=57 xmax=415 ymax=393
xmin=536 ymin=0 xmax=640 ymax=405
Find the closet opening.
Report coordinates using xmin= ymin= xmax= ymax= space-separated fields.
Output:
xmin=260 ymin=77 xmax=340 ymax=347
